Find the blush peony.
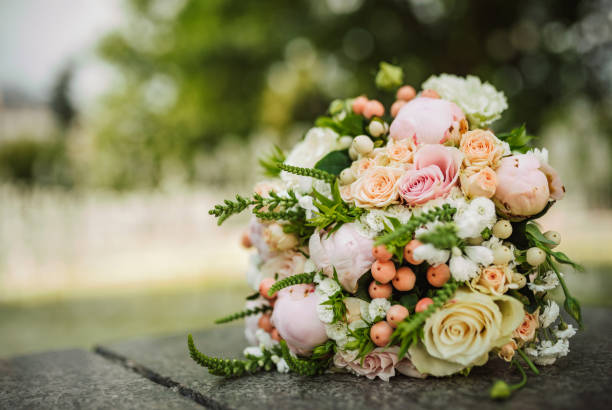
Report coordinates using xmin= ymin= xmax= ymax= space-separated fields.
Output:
xmin=398 ymin=145 xmax=463 ymax=205
xmin=308 ymin=223 xmax=375 ymax=293
xmin=389 ymin=97 xmax=465 ymax=145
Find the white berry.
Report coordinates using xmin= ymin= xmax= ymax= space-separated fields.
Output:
xmin=339 ymin=168 xmax=356 ymax=185
xmin=352 ymin=135 xmax=374 ymax=155
xmin=349 ymin=145 xmax=359 ymax=160
xmin=544 ymin=231 xmax=561 ymax=248
xmin=492 ymin=220 xmax=513 ymax=239
xmin=368 ymin=121 xmax=385 ymax=138
xmin=338 ymin=135 xmax=353 ymax=150
xmin=492 ymin=245 xmax=513 ymax=265
xmin=526 ymin=247 xmax=546 ymax=266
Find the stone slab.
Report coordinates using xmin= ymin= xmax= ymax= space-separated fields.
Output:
xmin=0 ymin=348 xmax=201 ymax=410
xmin=96 ymin=307 xmax=612 ymax=410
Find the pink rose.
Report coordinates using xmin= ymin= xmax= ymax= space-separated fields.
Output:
xmin=398 ymin=145 xmax=462 ymax=205
xmin=460 ymin=166 xmax=497 ymax=198
xmin=271 ymin=284 xmax=328 ymax=355
xmin=389 ymin=97 xmax=465 ymax=145
xmin=513 ymin=310 xmax=539 ymax=345
xmin=308 ymin=223 xmax=375 ymax=293
xmin=493 ymin=154 xmax=550 ymax=219
xmin=333 ymin=347 xmax=425 ymax=381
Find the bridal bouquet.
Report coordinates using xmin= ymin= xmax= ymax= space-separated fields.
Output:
xmin=188 ymin=63 xmax=582 ymax=399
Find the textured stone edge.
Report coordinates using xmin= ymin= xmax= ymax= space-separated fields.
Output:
xmin=94 ymin=345 xmax=230 ymax=410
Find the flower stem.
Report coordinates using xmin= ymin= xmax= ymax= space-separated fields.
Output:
xmin=517 ymin=348 xmax=540 ymax=375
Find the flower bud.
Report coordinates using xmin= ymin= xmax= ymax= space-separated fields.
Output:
xmin=339 ymin=168 xmax=356 ymax=185
xmin=368 ymin=120 xmax=385 ymax=138
xmin=375 ymin=62 xmax=403 ymax=91
xmin=352 ymin=135 xmax=374 ymax=155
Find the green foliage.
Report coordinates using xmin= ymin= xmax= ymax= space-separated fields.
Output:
xmin=209 ymin=190 xmax=299 ymax=225
xmin=418 ymin=223 xmax=462 ymax=250
xmin=545 ymin=256 xmax=583 ymax=328
xmin=314 ymin=150 xmax=352 ymax=176
xmin=315 ymin=113 xmax=365 ymax=137
xmin=525 ymin=223 xmax=583 ymax=270
xmin=214 ymin=305 xmax=272 ymax=324
xmin=188 ymin=334 xmax=254 ymax=377
xmin=375 ymin=205 xmax=457 ymax=260
xmin=268 ymin=272 xmax=316 ymax=296
xmin=344 ymin=325 xmax=375 ymax=361
xmin=319 ymin=293 xmax=347 ymax=324
xmin=276 ymin=163 xmax=337 ymax=184
xmin=308 ymin=181 xmax=365 ymax=233
xmin=392 ymin=279 xmax=459 ymax=358
xmin=310 ymin=340 xmax=337 ymax=363
xmin=280 ymin=340 xmax=328 ymax=376
xmin=375 ymin=62 xmax=404 ymax=91
xmin=497 ymin=125 xmax=534 ymax=153
xmin=258 ymin=146 xmax=286 ymax=177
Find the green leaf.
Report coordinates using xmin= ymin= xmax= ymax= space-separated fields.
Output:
xmin=497 ymin=124 xmax=535 ymax=153
xmin=399 ymin=294 xmax=418 ymax=311
xmin=258 ymin=145 xmax=286 ymax=177
xmin=564 ymin=296 xmax=583 ymax=328
xmin=315 ymin=113 xmax=364 ymax=136
xmin=525 ymin=223 xmax=557 ymax=246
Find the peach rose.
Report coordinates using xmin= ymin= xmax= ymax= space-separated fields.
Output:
xmin=351 ymin=157 xmax=375 ymax=177
xmin=386 ymin=139 xmax=415 ymax=163
xmin=460 ymin=166 xmax=497 ymax=198
xmin=493 ymin=154 xmax=550 ymax=219
xmin=470 ymin=265 xmax=511 ymax=296
xmin=498 ymin=340 xmax=518 ymax=362
xmin=513 ymin=310 xmax=539 ymax=344
xmin=459 ymin=130 xmax=504 ymax=169
xmin=390 ymin=97 xmax=466 ymax=145
xmin=398 ymin=145 xmax=462 ymax=205
xmin=351 ymin=166 xmax=403 ymax=208
xmin=263 ymin=223 xmax=298 ymax=251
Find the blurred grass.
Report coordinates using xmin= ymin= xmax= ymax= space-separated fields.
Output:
xmin=0 ymin=278 xmax=250 ymax=358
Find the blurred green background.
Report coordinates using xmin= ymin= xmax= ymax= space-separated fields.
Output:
xmin=1 ymin=0 xmax=612 ymax=357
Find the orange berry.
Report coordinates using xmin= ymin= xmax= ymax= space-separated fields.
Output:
xmin=270 ymin=328 xmax=282 ymax=341
xmin=386 ymin=305 xmax=409 ymax=328
xmin=421 ymin=89 xmax=440 ymax=99
xmin=404 ymin=239 xmax=424 ymax=265
xmin=415 ymin=297 xmax=434 ymax=313
xmin=392 ymin=267 xmax=416 ymax=291
xmin=391 ymin=100 xmax=407 ymax=117
xmin=427 ymin=263 xmax=451 ymax=287
xmin=372 ymin=245 xmax=393 ymax=262
xmin=259 ymin=277 xmax=276 ymax=300
xmin=352 ymin=95 xmax=368 ymax=115
xmin=371 ymin=260 xmax=397 ymax=284
xmin=370 ymin=321 xmax=393 ymax=347
xmin=396 ymin=85 xmax=416 ymax=101
xmin=363 ymin=100 xmax=385 ymax=119
xmin=368 ymin=281 xmax=393 ymax=299
xmin=257 ymin=313 xmax=273 ymax=332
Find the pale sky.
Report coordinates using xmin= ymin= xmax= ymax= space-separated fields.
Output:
xmin=0 ymin=0 xmax=123 ymax=106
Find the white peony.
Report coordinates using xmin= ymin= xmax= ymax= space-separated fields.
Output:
xmin=539 ymin=300 xmax=560 ymax=328
xmin=422 ymin=74 xmax=508 ymax=128
xmin=281 ymin=127 xmax=342 ymax=192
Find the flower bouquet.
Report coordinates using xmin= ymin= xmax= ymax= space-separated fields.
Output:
xmin=188 ymin=63 xmax=582 ymax=399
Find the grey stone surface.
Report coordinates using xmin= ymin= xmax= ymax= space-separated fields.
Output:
xmin=0 ymin=348 xmax=201 ymax=410
xmin=96 ymin=307 xmax=612 ymax=410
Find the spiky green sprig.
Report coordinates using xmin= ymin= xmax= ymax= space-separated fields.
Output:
xmin=214 ymin=305 xmax=272 ymax=324
xmin=392 ymin=279 xmax=459 ymax=358
xmin=209 ymin=190 xmax=299 ymax=225
xmin=308 ymin=181 xmax=365 ymax=233
xmin=375 ymin=204 xmax=457 ymax=260
xmin=418 ymin=222 xmax=463 ymax=250
xmin=258 ymin=145 xmax=286 ymax=177
xmin=188 ymin=335 xmax=252 ymax=377
xmin=268 ymin=272 xmax=316 ymax=297
xmin=280 ymin=340 xmax=328 ymax=376
xmin=276 ymin=163 xmax=336 ymax=184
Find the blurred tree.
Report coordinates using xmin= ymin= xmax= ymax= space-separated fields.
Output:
xmin=50 ymin=65 xmax=76 ymax=130
xmin=95 ymin=0 xmax=612 ymax=196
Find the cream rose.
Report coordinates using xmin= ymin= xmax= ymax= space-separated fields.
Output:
xmin=460 ymin=166 xmax=497 ymax=198
xmin=459 ymin=129 xmax=504 ymax=169
xmin=469 ymin=265 xmax=514 ymax=296
xmin=408 ymin=289 xmax=524 ymax=376
xmin=351 ymin=166 xmax=403 ymax=208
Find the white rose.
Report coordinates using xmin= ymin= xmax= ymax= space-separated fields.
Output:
xmin=409 ymin=289 xmax=524 ymax=376
xmin=281 ymin=127 xmax=342 ymax=192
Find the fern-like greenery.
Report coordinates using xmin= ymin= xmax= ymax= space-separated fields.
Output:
xmin=280 ymin=340 xmax=327 ymax=376
xmin=391 ymin=279 xmax=460 ymax=358
xmin=308 ymin=181 xmax=365 ymax=233
xmin=276 ymin=163 xmax=337 ymax=184
xmin=209 ymin=190 xmax=299 ymax=225
xmin=375 ymin=204 xmax=457 ymax=260
xmin=214 ymin=305 xmax=272 ymax=324
xmin=268 ymin=272 xmax=316 ymax=297
xmin=418 ymin=223 xmax=462 ymax=250
xmin=258 ymin=145 xmax=286 ymax=177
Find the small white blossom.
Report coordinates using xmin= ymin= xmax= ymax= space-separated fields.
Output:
xmin=528 ymin=148 xmax=549 ymax=165
xmin=464 ymin=245 xmax=494 ymax=266
xmin=325 ymin=322 xmax=349 ymax=346
xmin=455 ymin=198 xmax=496 ymax=239
xmin=534 ymin=339 xmax=570 ymax=366
xmin=554 ymin=324 xmax=577 ymax=339
xmin=369 ymin=298 xmax=391 ymax=321
xmin=317 ymin=302 xmax=335 ymax=324
xmin=255 ymin=329 xmax=276 ymax=349
xmin=383 ymin=205 xmax=413 ymax=224
xmin=243 ymin=346 xmax=263 ymax=358
xmin=539 ymin=301 xmax=560 ymax=328
xmin=275 ymin=357 xmax=290 ymax=373
xmin=363 ymin=210 xmax=390 ymax=233
xmin=413 ymin=243 xmax=450 ymax=265
xmin=527 ymin=271 xmax=560 ymax=293
xmin=316 ymin=278 xmax=341 ymax=297
xmin=297 ymin=194 xmax=317 ymax=219
xmin=360 ymin=300 xmax=373 ymax=323
xmin=304 ymin=259 xmax=317 ymax=273
xmin=449 ymin=247 xmax=480 ymax=282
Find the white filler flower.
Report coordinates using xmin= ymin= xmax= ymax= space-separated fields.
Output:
xmin=369 ymin=298 xmax=391 ymax=321
xmin=539 ymin=301 xmax=560 ymax=328
xmin=422 ymin=74 xmax=508 ymax=128
xmin=527 ymin=271 xmax=560 ymax=293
